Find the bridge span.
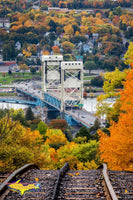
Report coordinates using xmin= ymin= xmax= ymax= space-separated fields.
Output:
xmin=0 ymin=84 xmax=104 ymax=128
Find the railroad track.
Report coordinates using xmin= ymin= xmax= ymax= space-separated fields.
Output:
xmin=0 ymin=172 xmax=12 ymax=185
xmin=108 ymin=170 xmax=133 ymax=200
xmin=0 ymin=163 xmax=132 ymax=200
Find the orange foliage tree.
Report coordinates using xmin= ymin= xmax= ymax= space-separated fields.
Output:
xmin=52 ymin=46 xmax=60 ymax=54
xmin=49 ymin=119 xmax=68 ymax=133
xmin=98 ymin=69 xmax=133 ymax=171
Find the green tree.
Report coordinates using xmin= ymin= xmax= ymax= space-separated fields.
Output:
xmin=10 ymin=108 xmax=25 ymax=125
xmin=37 ymin=121 xmax=48 ymax=141
xmin=30 ymin=67 xmax=36 ymax=74
xmin=48 ymin=19 xmax=57 ymax=32
xmin=90 ymin=76 xmax=103 ymax=87
xmin=73 ymin=140 xmax=99 ymax=163
xmin=25 ymin=107 xmax=34 ymax=121
xmin=76 ymin=126 xmax=91 ymax=141
xmin=124 ymin=42 xmax=133 ymax=68
xmin=3 ymin=41 xmax=16 ymax=60
xmin=65 ymin=127 xmax=73 ymax=142
xmin=113 ymin=6 xmax=122 ymax=16
xmin=84 ymin=61 xmax=97 ymax=74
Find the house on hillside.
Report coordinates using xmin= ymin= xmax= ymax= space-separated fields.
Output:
xmin=0 ymin=18 xmax=10 ymax=32
xmin=78 ymin=41 xmax=93 ymax=54
xmin=83 ymin=44 xmax=92 ymax=53
xmin=28 ymin=55 xmax=37 ymax=62
xmin=92 ymin=33 xmax=99 ymax=41
xmin=48 ymin=7 xmax=60 ymax=12
xmin=88 ymin=41 xmax=93 ymax=51
xmin=54 ymin=38 xmax=60 ymax=46
xmin=15 ymin=41 xmax=21 ymax=50
xmin=98 ymin=42 xmax=102 ymax=50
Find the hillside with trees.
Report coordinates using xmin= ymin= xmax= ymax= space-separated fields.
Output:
xmin=0 ymin=4 xmax=130 ymax=71
xmin=1 ymin=0 xmax=132 ymax=11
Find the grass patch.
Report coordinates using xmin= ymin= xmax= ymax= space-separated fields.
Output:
xmin=0 ymin=93 xmax=17 ymax=96
xmin=83 ymin=77 xmax=94 ymax=80
xmin=0 ymin=72 xmax=41 ymax=84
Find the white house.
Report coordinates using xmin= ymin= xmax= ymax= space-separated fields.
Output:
xmin=92 ymin=33 xmax=99 ymax=41
xmin=98 ymin=42 xmax=102 ymax=50
xmin=0 ymin=18 xmax=10 ymax=32
xmin=54 ymin=38 xmax=60 ymax=46
xmin=15 ymin=41 xmax=21 ymax=50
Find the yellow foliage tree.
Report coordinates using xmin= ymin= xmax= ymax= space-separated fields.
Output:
xmin=124 ymin=42 xmax=133 ymax=68
xmin=45 ymin=129 xmax=68 ymax=149
xmin=98 ymin=69 xmax=133 ymax=171
xmin=0 ymin=117 xmax=46 ymax=170
xmin=19 ymin=63 xmax=29 ymax=77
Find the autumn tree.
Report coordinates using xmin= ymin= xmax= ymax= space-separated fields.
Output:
xmin=57 ymin=140 xmax=99 ymax=170
xmin=19 ymin=63 xmax=29 ymax=77
xmin=0 ymin=116 xmax=45 ymax=170
xmin=49 ymin=119 xmax=68 ymax=133
xmin=62 ymin=41 xmax=75 ymax=54
xmin=45 ymin=128 xmax=68 ymax=150
xmin=52 ymin=46 xmax=60 ymax=54
xmin=124 ymin=42 xmax=133 ymax=68
xmin=96 ymin=68 xmax=127 ymax=122
xmin=64 ymin=25 xmax=74 ymax=35
xmin=98 ymin=69 xmax=133 ymax=171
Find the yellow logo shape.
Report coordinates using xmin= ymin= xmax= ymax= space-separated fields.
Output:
xmin=8 ymin=179 xmax=40 ymax=195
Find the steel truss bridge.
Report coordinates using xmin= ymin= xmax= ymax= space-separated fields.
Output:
xmin=0 ymin=55 xmax=104 ymax=127
xmin=0 ymin=87 xmax=103 ymax=128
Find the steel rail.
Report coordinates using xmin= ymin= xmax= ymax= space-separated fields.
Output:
xmin=52 ymin=163 xmax=70 ymax=200
xmin=103 ymin=163 xmax=118 ymax=200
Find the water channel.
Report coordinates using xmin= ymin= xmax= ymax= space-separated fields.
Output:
xmin=0 ymin=97 xmax=115 ymax=114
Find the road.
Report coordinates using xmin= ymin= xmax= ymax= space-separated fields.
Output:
xmin=66 ymin=108 xmax=104 ymax=127
xmin=13 ymin=80 xmax=43 ymax=100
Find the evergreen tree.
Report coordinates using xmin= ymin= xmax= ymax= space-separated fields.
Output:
xmin=76 ymin=126 xmax=91 ymax=141
xmin=25 ymin=107 xmax=34 ymax=120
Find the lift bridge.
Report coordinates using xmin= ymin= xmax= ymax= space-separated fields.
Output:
xmin=41 ymin=55 xmax=98 ymax=128
xmin=42 ymin=55 xmax=84 ymax=112
xmin=1 ymin=55 xmax=102 ymax=128
xmin=0 ymin=55 xmax=103 ymax=127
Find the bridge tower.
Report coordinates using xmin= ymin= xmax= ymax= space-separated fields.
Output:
xmin=41 ymin=55 xmax=63 ymax=93
xmin=42 ymin=55 xmax=83 ymax=111
xmin=61 ymin=61 xmax=83 ymax=111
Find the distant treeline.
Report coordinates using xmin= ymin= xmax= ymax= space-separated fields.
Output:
xmin=43 ymin=0 xmax=132 ymax=9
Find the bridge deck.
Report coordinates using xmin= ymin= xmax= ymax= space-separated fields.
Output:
xmin=66 ymin=109 xmax=104 ymax=127
xmin=45 ymin=91 xmax=104 ymax=127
